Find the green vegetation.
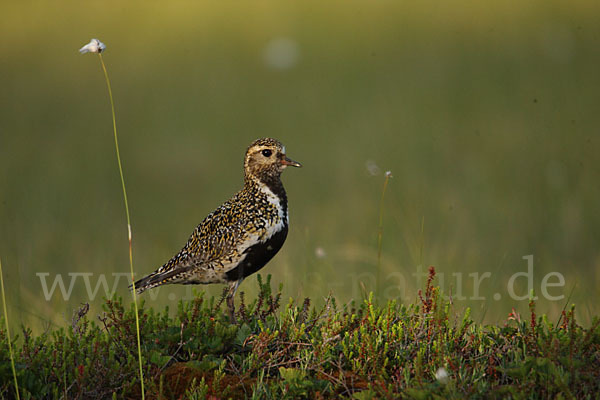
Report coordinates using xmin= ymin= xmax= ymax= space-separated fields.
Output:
xmin=1 ymin=2 xmax=600 ymax=397
xmin=1 ymin=271 xmax=599 ymax=399
xmin=1 ymin=1 xmax=600 ymax=331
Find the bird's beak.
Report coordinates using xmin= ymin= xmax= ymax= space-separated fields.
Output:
xmin=281 ymin=156 xmax=302 ymax=168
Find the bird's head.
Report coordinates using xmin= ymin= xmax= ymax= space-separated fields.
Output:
xmin=244 ymin=138 xmax=301 ymax=182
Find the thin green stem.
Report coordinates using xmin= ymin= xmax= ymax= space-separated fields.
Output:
xmin=0 ymin=258 xmax=20 ymax=400
xmin=376 ymin=172 xmax=392 ymax=302
xmin=98 ymin=53 xmax=145 ymax=399
xmin=419 ymin=216 xmax=425 ymax=267
xmin=63 ymin=333 xmax=67 ymax=398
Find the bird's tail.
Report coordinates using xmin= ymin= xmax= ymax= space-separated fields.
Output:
xmin=128 ymin=273 xmax=157 ymax=294
xmin=129 ymin=265 xmax=194 ymax=294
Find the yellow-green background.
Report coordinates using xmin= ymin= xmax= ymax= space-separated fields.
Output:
xmin=1 ymin=0 xmax=599 ymax=331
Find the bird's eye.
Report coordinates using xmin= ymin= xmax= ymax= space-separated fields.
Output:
xmin=261 ymin=149 xmax=272 ymax=157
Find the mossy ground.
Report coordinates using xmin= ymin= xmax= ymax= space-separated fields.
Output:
xmin=1 ymin=269 xmax=599 ymax=399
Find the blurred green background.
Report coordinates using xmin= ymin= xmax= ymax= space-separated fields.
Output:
xmin=1 ymin=0 xmax=599 ymax=332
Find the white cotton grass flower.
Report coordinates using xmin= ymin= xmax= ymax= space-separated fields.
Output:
xmin=79 ymin=38 xmax=106 ymax=54
xmin=264 ymin=37 xmax=299 ymax=70
xmin=314 ymin=247 xmax=327 ymax=259
xmin=435 ymin=367 xmax=449 ymax=384
xmin=365 ymin=160 xmax=381 ymax=176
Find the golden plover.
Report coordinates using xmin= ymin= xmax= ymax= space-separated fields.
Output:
xmin=132 ymin=138 xmax=301 ymax=321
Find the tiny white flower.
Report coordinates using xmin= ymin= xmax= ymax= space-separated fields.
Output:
xmin=385 ymin=170 xmax=393 ymax=178
xmin=315 ymin=247 xmax=327 ymax=259
xmin=264 ymin=37 xmax=299 ymax=70
xmin=435 ymin=367 xmax=449 ymax=384
xmin=79 ymin=38 xmax=106 ymax=54
xmin=365 ymin=160 xmax=380 ymax=176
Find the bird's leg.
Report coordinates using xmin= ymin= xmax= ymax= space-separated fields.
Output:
xmin=226 ymin=279 xmax=243 ymax=324
xmin=226 ymin=293 xmax=236 ymax=324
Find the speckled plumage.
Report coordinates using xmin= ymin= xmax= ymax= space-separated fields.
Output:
xmin=132 ymin=138 xmax=301 ymax=306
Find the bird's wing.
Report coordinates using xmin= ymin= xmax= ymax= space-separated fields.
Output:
xmin=132 ymin=206 xmax=252 ymax=292
xmin=132 ymin=191 xmax=277 ymax=292
xmin=153 ymin=199 xmax=266 ymax=274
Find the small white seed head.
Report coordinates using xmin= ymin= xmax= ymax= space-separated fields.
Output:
xmin=435 ymin=367 xmax=449 ymax=384
xmin=79 ymin=38 xmax=106 ymax=54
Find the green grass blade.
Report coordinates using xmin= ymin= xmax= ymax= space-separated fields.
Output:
xmin=0 ymin=258 xmax=20 ymax=400
xmin=376 ymin=172 xmax=392 ymax=301
xmin=98 ymin=53 xmax=145 ymax=399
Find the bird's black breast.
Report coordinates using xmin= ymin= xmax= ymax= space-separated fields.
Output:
xmin=225 ymin=225 xmax=288 ymax=281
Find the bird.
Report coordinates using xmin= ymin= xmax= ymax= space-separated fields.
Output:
xmin=131 ymin=138 xmax=301 ymax=322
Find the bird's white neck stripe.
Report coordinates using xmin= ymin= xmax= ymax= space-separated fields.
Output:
xmin=260 ymin=184 xmax=280 ymax=203
xmin=259 ymin=183 xmax=288 ymax=222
